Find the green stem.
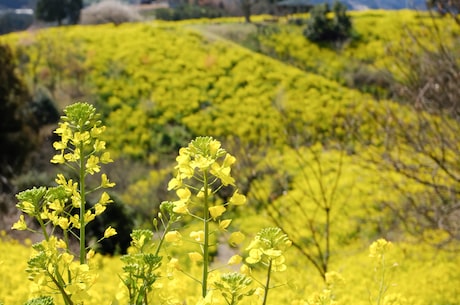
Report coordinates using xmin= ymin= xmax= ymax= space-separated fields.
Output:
xmin=377 ymin=254 xmax=386 ymax=305
xmin=202 ymin=171 xmax=210 ymax=298
xmin=79 ymin=141 xmax=86 ymax=265
xmin=64 ymin=229 xmax=72 ymax=283
xmin=262 ymin=259 xmax=273 ymax=305
xmin=154 ymin=221 xmax=171 ymax=256
xmin=36 ymin=216 xmax=49 ymax=241
xmin=47 ymin=270 xmax=73 ymax=305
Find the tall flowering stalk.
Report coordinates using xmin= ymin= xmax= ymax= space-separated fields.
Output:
xmin=120 ymin=201 xmax=182 ymax=305
xmin=244 ymin=227 xmax=291 ymax=305
xmin=167 ymin=137 xmax=247 ymax=298
xmin=12 ymin=102 xmax=116 ymax=305
xmin=369 ymin=239 xmax=399 ymax=305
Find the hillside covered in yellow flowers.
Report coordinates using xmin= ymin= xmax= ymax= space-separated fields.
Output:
xmin=0 ymin=10 xmax=459 ymax=305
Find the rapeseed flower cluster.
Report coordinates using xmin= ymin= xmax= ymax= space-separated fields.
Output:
xmin=245 ymin=227 xmax=291 ymax=272
xmin=166 ymin=136 xmax=247 ymax=298
xmin=12 ymin=103 xmax=117 ymax=305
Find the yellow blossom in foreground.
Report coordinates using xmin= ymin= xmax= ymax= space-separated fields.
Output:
xmin=165 ymin=231 xmax=182 ymax=243
xmin=190 ymin=231 xmax=205 ymax=242
xmin=56 ymin=239 xmax=67 ymax=249
xmin=70 ymin=214 xmax=80 ymax=229
xmin=61 ymin=253 xmax=74 ymax=265
xmin=246 ymin=249 xmax=263 ymax=264
xmin=167 ymin=257 xmax=181 ymax=276
xmin=58 ymin=217 xmax=70 ymax=230
xmin=240 ymin=264 xmax=251 ymax=276
xmin=188 ymin=251 xmax=203 ymax=262
xmin=219 ymin=219 xmax=232 ymax=230
xmin=86 ymin=249 xmax=95 ymax=260
xmin=227 ymin=255 xmax=243 ymax=265
xmin=101 ymin=173 xmax=115 ymax=188
xmin=104 ymin=226 xmax=117 ymax=238
xmin=51 ymin=153 xmax=65 ymax=164
xmin=229 ymin=231 xmax=245 ymax=246
xmin=229 ymin=191 xmax=246 ymax=205
xmin=11 ymin=215 xmax=27 ymax=230
xmin=173 ymin=202 xmax=189 ymax=214
xmin=86 ymin=155 xmax=101 ymax=174
xmin=94 ymin=203 xmax=106 ymax=216
xmin=98 ymin=192 xmax=113 ymax=205
xmin=209 ymin=205 xmax=226 ymax=220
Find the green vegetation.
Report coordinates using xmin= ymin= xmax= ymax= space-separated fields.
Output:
xmin=303 ymin=1 xmax=352 ymax=44
xmin=0 ymin=44 xmax=39 ymax=178
xmin=35 ymin=0 xmax=83 ymax=25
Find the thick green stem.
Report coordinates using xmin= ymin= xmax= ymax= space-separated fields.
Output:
xmin=79 ymin=141 xmax=86 ymax=265
xmin=262 ymin=259 xmax=273 ymax=305
xmin=36 ymin=216 xmax=49 ymax=241
xmin=202 ymin=171 xmax=210 ymax=298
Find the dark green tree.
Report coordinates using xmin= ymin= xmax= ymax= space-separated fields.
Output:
xmin=303 ymin=1 xmax=352 ymax=43
xmin=0 ymin=44 xmax=39 ymax=180
xmin=35 ymin=0 xmax=83 ymax=25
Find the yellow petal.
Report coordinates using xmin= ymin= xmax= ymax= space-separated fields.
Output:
xmin=229 ymin=231 xmax=245 ymax=246
xmin=219 ymin=219 xmax=232 ymax=230
xmin=104 ymin=226 xmax=117 ymax=238
xmin=227 ymin=255 xmax=242 ymax=265
xmin=229 ymin=191 xmax=246 ymax=206
xmin=209 ymin=205 xmax=226 ymax=220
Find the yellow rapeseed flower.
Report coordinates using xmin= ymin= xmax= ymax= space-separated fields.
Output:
xmin=98 ymin=192 xmax=113 ymax=205
xmin=94 ymin=203 xmax=106 ymax=216
xmin=100 ymin=152 xmax=113 ymax=164
xmin=104 ymin=226 xmax=117 ymax=238
xmin=190 ymin=230 xmax=205 ymax=242
xmin=188 ymin=251 xmax=203 ymax=263
xmin=51 ymin=153 xmax=65 ymax=164
xmin=11 ymin=215 xmax=27 ymax=230
xmin=165 ymin=231 xmax=182 ymax=243
xmin=61 ymin=252 xmax=74 ymax=265
xmin=229 ymin=191 xmax=246 ymax=206
xmin=227 ymin=255 xmax=243 ymax=265
xmin=86 ymin=155 xmax=101 ymax=174
xmin=369 ymin=238 xmax=392 ymax=260
xmin=100 ymin=173 xmax=115 ymax=188
xmin=58 ymin=217 xmax=70 ymax=230
xmin=209 ymin=205 xmax=226 ymax=220
xmin=229 ymin=231 xmax=245 ymax=246
xmin=219 ymin=219 xmax=232 ymax=230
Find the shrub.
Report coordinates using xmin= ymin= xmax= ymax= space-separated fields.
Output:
xmin=0 ymin=44 xmax=39 ymax=177
xmin=80 ymin=0 xmax=142 ymax=25
xmin=31 ymin=86 xmax=60 ymax=126
xmin=343 ymin=64 xmax=394 ymax=99
xmin=303 ymin=1 xmax=352 ymax=44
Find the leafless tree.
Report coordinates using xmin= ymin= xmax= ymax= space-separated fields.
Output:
xmin=360 ymin=13 xmax=460 ymax=246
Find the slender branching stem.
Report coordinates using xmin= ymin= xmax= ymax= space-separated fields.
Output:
xmin=262 ymin=259 xmax=273 ymax=305
xmin=79 ymin=141 xmax=86 ymax=264
xmin=202 ymin=170 xmax=210 ymax=298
